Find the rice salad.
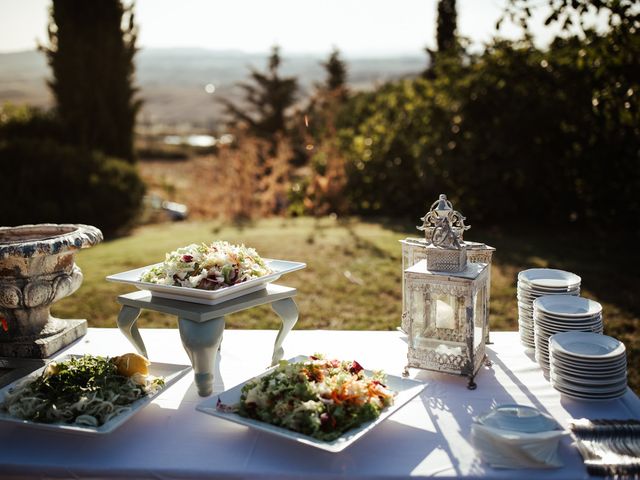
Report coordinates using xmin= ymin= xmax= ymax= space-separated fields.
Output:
xmin=140 ymin=241 xmax=272 ymax=290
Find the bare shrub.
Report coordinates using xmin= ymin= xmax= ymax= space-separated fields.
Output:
xmin=299 ymin=91 xmax=348 ymax=216
xmin=213 ymin=131 xmax=293 ymax=222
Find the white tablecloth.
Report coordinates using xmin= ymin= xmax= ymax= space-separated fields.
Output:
xmin=1 ymin=329 xmax=638 ymax=479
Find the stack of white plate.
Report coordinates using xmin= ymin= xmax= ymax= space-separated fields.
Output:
xmin=549 ymin=331 xmax=627 ymax=401
xmin=533 ymin=295 xmax=603 ymax=373
xmin=517 ymin=268 xmax=581 ymax=348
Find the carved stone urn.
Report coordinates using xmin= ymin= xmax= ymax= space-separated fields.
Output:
xmin=0 ymin=224 xmax=103 ymax=358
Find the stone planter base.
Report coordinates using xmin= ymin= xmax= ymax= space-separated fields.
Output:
xmin=0 ymin=319 xmax=87 ymax=358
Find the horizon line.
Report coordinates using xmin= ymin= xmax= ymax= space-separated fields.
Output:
xmin=0 ymin=45 xmax=430 ymax=58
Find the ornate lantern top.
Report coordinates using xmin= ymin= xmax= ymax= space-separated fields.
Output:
xmin=432 ymin=216 xmax=463 ymax=250
xmin=417 ymin=194 xmax=470 ymax=242
xmin=426 ymin=216 xmax=468 ymax=273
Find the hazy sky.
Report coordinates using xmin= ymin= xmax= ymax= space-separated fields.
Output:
xmin=0 ymin=0 xmax=599 ymax=56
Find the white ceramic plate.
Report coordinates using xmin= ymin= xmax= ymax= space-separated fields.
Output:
xmin=534 ymin=296 xmax=602 ymax=318
xmin=550 ymin=371 xmax=627 ymax=387
xmin=0 ymin=355 xmax=191 ymax=434
xmin=550 ymin=363 xmax=627 ymax=379
xmin=535 ymin=313 xmax=602 ymax=326
xmin=518 ymin=269 xmax=581 ymax=289
xmin=518 ymin=282 xmax=580 ymax=294
xmin=519 ymin=329 xmax=534 ymax=339
xmin=519 ymin=312 xmax=534 ymax=321
xmin=520 ymin=328 xmax=535 ymax=339
xmin=518 ymin=290 xmax=580 ymax=302
xmin=549 ymin=332 xmax=625 ymax=360
xmin=518 ymin=300 xmax=534 ymax=310
xmin=534 ymin=313 xmax=602 ymax=326
xmin=552 ymin=383 xmax=627 ymax=401
xmin=476 ymin=404 xmax=560 ymax=433
xmin=106 ymin=259 xmax=306 ymax=305
xmin=196 ymin=356 xmax=426 ymax=453
xmin=536 ymin=327 xmax=603 ymax=341
xmin=550 ymin=375 xmax=627 ymax=394
xmin=550 ymin=361 xmax=627 ymax=379
xmin=549 ymin=349 xmax=626 ymax=369
xmin=534 ymin=322 xmax=602 ymax=335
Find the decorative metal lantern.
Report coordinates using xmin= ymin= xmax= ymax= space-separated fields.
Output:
xmin=417 ymin=193 xmax=470 ymax=242
xmin=400 ymin=194 xmax=495 ymax=342
xmin=401 ymin=198 xmax=491 ymax=389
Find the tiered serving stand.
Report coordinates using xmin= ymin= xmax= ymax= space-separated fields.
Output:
xmin=108 ymin=260 xmax=304 ymax=396
xmin=115 ymin=285 xmax=299 ymax=396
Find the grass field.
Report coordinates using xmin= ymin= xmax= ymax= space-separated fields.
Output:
xmin=52 ymin=217 xmax=639 ymax=392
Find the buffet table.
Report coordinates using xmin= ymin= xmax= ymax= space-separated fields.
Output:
xmin=1 ymin=328 xmax=639 ymax=479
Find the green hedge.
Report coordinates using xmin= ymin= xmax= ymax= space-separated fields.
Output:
xmin=0 ymin=137 xmax=145 ymax=237
xmin=0 ymin=105 xmax=145 ymax=237
xmin=336 ymin=32 xmax=640 ymax=228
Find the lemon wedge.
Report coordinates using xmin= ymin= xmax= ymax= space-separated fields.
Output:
xmin=113 ymin=352 xmax=150 ymax=377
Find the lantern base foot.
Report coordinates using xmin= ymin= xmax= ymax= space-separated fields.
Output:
xmin=402 ymin=366 xmax=410 ymax=378
xmin=483 ymin=355 xmax=492 ymax=367
xmin=467 ymin=377 xmax=477 ymax=390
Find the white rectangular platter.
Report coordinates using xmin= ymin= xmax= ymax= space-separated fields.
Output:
xmin=196 ymin=356 xmax=426 ymax=453
xmin=0 ymin=355 xmax=191 ymax=434
xmin=106 ymin=259 xmax=306 ymax=305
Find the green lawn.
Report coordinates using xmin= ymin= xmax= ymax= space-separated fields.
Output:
xmin=52 ymin=217 xmax=639 ymax=392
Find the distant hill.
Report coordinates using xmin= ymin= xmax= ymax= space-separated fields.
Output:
xmin=0 ymin=48 xmax=424 ymax=127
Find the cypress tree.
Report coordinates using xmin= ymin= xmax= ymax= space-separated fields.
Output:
xmin=424 ymin=0 xmax=459 ymax=77
xmin=222 ymin=45 xmax=298 ymax=140
xmin=42 ymin=0 xmax=140 ymax=163
xmin=436 ymin=0 xmax=457 ymax=53
xmin=322 ymin=48 xmax=348 ymax=96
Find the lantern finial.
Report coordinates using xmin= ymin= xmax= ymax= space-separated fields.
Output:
xmin=432 ymin=217 xmax=463 ymax=250
xmin=417 ymin=193 xmax=470 ymax=242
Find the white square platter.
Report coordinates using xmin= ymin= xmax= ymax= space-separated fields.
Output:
xmin=196 ymin=355 xmax=426 ymax=453
xmin=106 ymin=259 xmax=306 ymax=305
xmin=0 ymin=355 xmax=191 ymax=434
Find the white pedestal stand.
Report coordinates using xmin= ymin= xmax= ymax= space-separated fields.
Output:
xmin=115 ymin=284 xmax=298 ymax=396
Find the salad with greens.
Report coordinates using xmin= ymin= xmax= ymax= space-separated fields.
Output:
xmin=228 ymin=355 xmax=395 ymax=441
xmin=1 ymin=354 xmax=164 ymax=427
xmin=140 ymin=241 xmax=272 ymax=290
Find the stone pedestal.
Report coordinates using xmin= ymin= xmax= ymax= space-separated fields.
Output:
xmin=0 ymin=224 xmax=102 ymax=358
xmin=0 ymin=319 xmax=86 ymax=358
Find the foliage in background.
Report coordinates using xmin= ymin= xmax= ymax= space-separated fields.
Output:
xmin=424 ymin=0 xmax=460 ymax=77
xmin=435 ymin=0 xmax=458 ymax=52
xmin=221 ymin=45 xmax=298 ymax=147
xmin=41 ymin=0 xmax=140 ymax=163
xmin=0 ymin=135 xmax=144 ymax=235
xmin=211 ymin=132 xmax=293 ymax=222
xmin=336 ymin=4 xmax=639 ymax=229
xmin=321 ymin=48 xmax=349 ymax=97
xmin=0 ymin=0 xmax=145 ymax=236
xmin=0 ymin=104 xmax=145 ymax=237
xmin=293 ymin=49 xmax=350 ymax=216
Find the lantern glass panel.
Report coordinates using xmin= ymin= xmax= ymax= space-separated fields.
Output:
xmin=434 ymin=293 xmax=457 ymax=330
xmin=473 ymin=290 xmax=484 ymax=350
xmin=409 ymin=288 xmax=426 ymax=348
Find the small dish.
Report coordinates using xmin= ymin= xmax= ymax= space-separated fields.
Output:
xmin=549 ymin=332 xmax=625 ymax=360
xmin=518 ymin=269 xmax=581 ymax=289
xmin=534 ymin=296 xmax=602 ymax=318
xmin=476 ymin=404 xmax=561 ymax=433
